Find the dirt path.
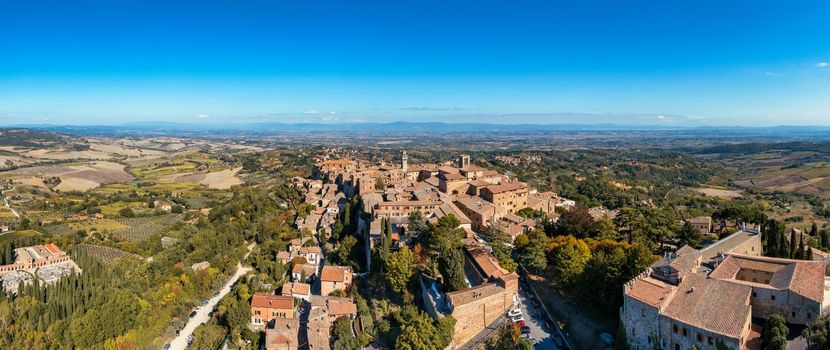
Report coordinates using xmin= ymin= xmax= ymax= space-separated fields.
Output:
xmin=528 ymin=274 xmax=615 ymax=350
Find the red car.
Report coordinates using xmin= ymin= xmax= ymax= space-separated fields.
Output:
xmin=515 ymin=320 xmax=526 ymax=328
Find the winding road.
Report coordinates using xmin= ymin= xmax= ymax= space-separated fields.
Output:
xmin=168 ymin=243 xmax=255 ymax=350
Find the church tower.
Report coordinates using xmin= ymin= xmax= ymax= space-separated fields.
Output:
xmin=401 ymin=150 xmax=408 ymax=171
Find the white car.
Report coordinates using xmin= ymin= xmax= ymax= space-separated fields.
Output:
xmin=508 ymin=308 xmax=522 ymax=318
xmin=511 ymin=315 xmax=524 ymax=324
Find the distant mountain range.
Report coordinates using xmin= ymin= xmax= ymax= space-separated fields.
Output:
xmin=8 ymin=121 xmax=830 ymax=138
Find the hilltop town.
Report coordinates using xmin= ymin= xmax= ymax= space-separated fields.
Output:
xmin=1 ymin=128 xmax=830 ymax=350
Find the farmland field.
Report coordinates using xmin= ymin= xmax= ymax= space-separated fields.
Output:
xmin=112 ymin=214 xmax=183 ymax=241
xmin=76 ymin=243 xmax=142 ymax=267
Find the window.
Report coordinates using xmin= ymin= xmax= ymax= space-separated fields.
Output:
xmin=792 ymin=312 xmax=796 ymax=318
xmin=641 ymin=309 xmax=645 ymax=317
xmin=683 ymin=328 xmax=688 ymax=337
xmin=752 ymin=292 xmax=757 ymax=298
xmin=672 ymin=325 xmax=678 ymax=334
xmin=632 ymin=328 xmax=635 ymax=336
xmin=771 ymin=295 xmax=776 ymax=301
xmin=697 ymin=334 xmax=703 ymax=342
xmin=708 ymin=336 xmax=714 ymax=345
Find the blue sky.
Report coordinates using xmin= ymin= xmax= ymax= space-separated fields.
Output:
xmin=1 ymin=0 xmax=829 ymax=126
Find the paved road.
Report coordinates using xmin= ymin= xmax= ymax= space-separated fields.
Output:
xmin=516 ymin=286 xmax=559 ymax=350
xmin=168 ymin=243 xmax=255 ymax=350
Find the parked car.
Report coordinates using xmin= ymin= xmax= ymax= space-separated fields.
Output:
xmin=163 ymin=344 xmax=171 ymax=350
xmin=511 ymin=315 xmax=525 ymax=324
xmin=508 ymin=308 xmax=522 ymax=317
xmin=189 ymin=311 xmax=197 ymax=318
xmin=544 ymin=319 xmax=554 ymax=331
xmin=553 ymin=335 xmax=564 ymax=347
xmin=201 ymin=300 xmax=209 ymax=307
xmin=516 ymin=320 xmax=526 ymax=328
xmin=521 ymin=326 xmax=531 ymax=335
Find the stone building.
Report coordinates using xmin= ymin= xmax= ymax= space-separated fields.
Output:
xmin=709 ymin=254 xmax=826 ymax=325
xmin=622 ymin=270 xmax=752 ymax=350
xmin=480 ymin=182 xmax=528 ymax=214
xmin=264 ymin=318 xmax=300 ymax=350
xmin=623 ymin=229 xmax=828 ymax=350
xmin=320 ymin=265 xmax=353 ymax=296
xmin=0 ymin=243 xmax=72 ymax=273
xmin=251 ymin=293 xmax=295 ymax=327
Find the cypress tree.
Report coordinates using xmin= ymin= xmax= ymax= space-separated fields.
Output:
xmin=795 ymin=237 xmax=804 ymax=260
xmin=789 ymin=230 xmax=797 ymax=258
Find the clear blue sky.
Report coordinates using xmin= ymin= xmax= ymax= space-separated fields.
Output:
xmin=1 ymin=0 xmax=829 ymax=126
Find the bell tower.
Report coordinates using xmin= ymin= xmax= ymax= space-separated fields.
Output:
xmin=401 ymin=150 xmax=408 ymax=171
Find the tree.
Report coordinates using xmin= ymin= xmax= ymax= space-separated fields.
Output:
xmin=489 ymin=230 xmax=518 ymax=272
xmin=332 ymin=316 xmax=360 ymax=350
xmin=593 ymin=214 xmax=619 ymax=240
xmin=804 ymin=313 xmax=830 ymax=348
xmin=678 ymin=221 xmax=703 ymax=248
xmin=426 ymin=214 xmax=465 ymax=255
xmin=408 ymin=211 xmax=429 ymax=243
xmin=439 ymin=247 xmax=467 ymax=292
xmin=558 ymin=205 xmax=597 ymax=238
xmin=789 ymin=230 xmax=798 ymax=259
xmin=762 ymin=314 xmax=787 ymax=350
xmin=118 ymin=207 xmax=135 ymax=218
xmin=387 ymin=246 xmax=417 ymax=293
xmin=393 ymin=305 xmax=455 ymax=350
xmin=549 ymin=235 xmax=591 ymax=286
xmin=518 ymin=229 xmax=548 ymax=273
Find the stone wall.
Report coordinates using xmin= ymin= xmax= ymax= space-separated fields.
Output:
xmin=658 ymin=315 xmax=747 ymax=350
xmin=749 ymin=286 xmax=821 ymax=325
xmin=448 ymin=285 xmax=515 ymax=348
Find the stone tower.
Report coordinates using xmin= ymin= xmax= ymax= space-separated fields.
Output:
xmin=401 ymin=150 xmax=408 ymax=171
xmin=458 ymin=154 xmax=470 ymax=168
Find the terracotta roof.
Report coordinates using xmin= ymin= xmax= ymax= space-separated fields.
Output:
xmin=710 ymin=254 xmax=826 ymax=302
xmin=299 ymin=246 xmax=322 ymax=255
xmin=699 ymin=230 xmax=760 ymax=262
xmin=625 ymin=276 xmax=676 ymax=308
xmin=460 ymin=165 xmax=486 ymax=172
xmin=251 ymin=292 xmax=293 ymax=310
xmin=320 ymin=265 xmax=349 ymax=282
xmin=484 ymin=182 xmax=527 ymax=194
xmin=464 ymin=240 xmax=510 ymax=279
xmin=441 ymin=173 xmax=466 ymax=181
xmin=376 ymin=200 xmax=442 ymax=207
xmin=446 ymin=282 xmax=504 ymax=307
xmin=292 ymin=263 xmax=317 ymax=275
xmin=43 ymin=243 xmax=63 ymax=255
xmin=266 ymin=318 xmax=300 ymax=348
xmin=662 ymin=274 xmax=752 ymax=338
xmin=281 ymin=282 xmax=311 ymax=296
xmin=438 ymin=165 xmax=460 ymax=174
xmin=328 ymin=299 xmax=357 ymax=316
xmin=652 ymin=245 xmax=702 ymax=276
